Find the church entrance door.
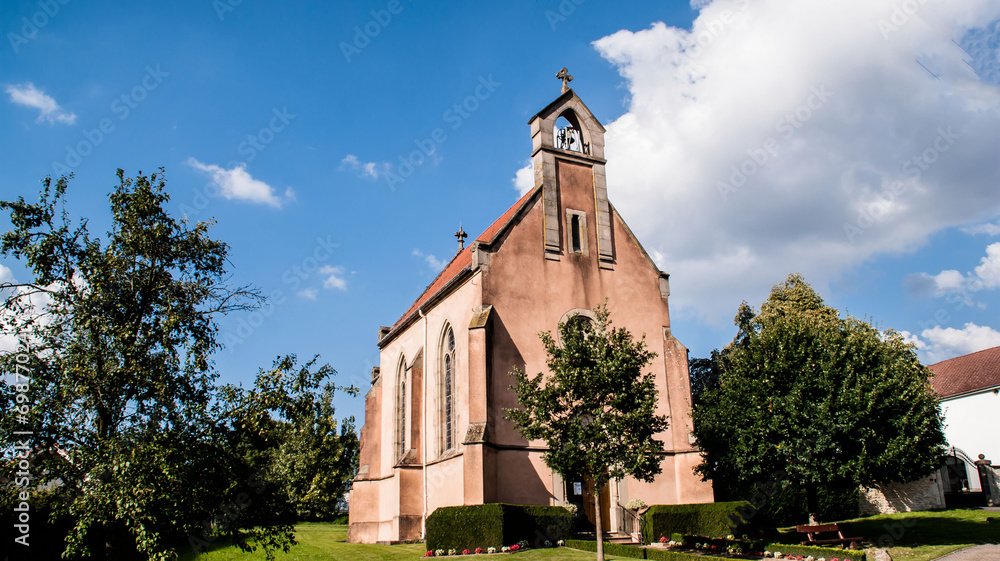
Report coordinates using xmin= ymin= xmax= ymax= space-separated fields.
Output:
xmin=566 ymin=474 xmax=611 ymax=534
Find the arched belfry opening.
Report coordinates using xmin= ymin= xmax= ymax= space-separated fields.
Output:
xmin=527 ymin=70 xmax=614 ymax=269
xmin=554 ymin=111 xmax=591 ymax=155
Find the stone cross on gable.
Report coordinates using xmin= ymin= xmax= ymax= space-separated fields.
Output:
xmin=556 ymin=67 xmax=573 ymax=93
xmin=455 ymin=226 xmax=468 ymax=250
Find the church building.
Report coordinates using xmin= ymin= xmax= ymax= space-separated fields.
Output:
xmin=347 ymin=74 xmax=713 ymax=544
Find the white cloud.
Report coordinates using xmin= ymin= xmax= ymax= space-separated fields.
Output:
xmin=412 ymin=248 xmax=447 ymax=271
xmin=297 ymin=288 xmax=318 ymax=300
xmin=513 ymin=160 xmax=534 ymax=195
xmin=905 ymin=242 xmax=1000 ymax=304
xmin=902 ymin=322 xmax=1000 ymax=363
xmin=0 ymin=266 xmax=56 ymax=353
xmin=583 ymin=0 xmax=1000 ymax=325
xmin=339 ymin=154 xmax=390 ymax=180
xmin=185 ymin=158 xmax=292 ymax=208
xmin=6 ymin=82 xmax=76 ymax=125
xmin=319 ymin=265 xmax=347 ymax=291
xmin=962 ymin=221 xmax=1000 ymax=235
xmin=0 ymin=265 xmax=17 ymax=353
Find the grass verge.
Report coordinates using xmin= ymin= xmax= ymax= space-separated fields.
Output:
xmin=181 ymin=523 xmax=630 ymax=560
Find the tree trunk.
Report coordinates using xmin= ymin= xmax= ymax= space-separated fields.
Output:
xmin=805 ymin=483 xmax=819 ymax=525
xmin=594 ymin=484 xmax=604 ymax=561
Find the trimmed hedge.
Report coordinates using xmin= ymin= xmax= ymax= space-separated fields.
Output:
xmin=565 ymin=539 xmax=646 ymax=559
xmin=667 ymin=533 xmax=865 ymax=561
xmin=425 ymin=503 xmax=572 ymax=551
xmin=765 ymin=542 xmax=866 ymax=561
xmin=515 ymin=504 xmax=574 ymax=546
xmin=642 ymin=501 xmax=751 ymax=543
xmin=645 ymin=548 xmax=721 ymax=561
xmin=677 ymin=534 xmax=768 ymax=553
xmin=564 ymin=540 xmax=713 ymax=561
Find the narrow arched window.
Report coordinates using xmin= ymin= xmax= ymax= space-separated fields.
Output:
xmin=441 ymin=326 xmax=456 ymax=452
xmin=571 ymin=214 xmax=582 ymax=253
xmin=396 ymin=358 xmax=407 ymax=460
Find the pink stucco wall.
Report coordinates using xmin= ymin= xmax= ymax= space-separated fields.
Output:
xmin=349 ymin=93 xmax=712 ymax=543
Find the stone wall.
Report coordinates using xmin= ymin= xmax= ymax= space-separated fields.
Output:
xmin=989 ymin=466 xmax=1000 ymax=506
xmin=859 ymin=475 xmax=945 ymax=515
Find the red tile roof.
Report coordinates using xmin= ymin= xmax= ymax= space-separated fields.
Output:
xmin=385 ymin=187 xmax=540 ymax=337
xmin=928 ymin=345 xmax=1000 ymax=399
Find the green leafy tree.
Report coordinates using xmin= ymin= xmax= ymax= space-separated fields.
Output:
xmin=693 ymin=274 xmax=946 ymax=523
xmin=688 ymin=351 xmax=721 ymax=408
xmin=505 ymin=304 xmax=666 ymax=561
xmin=0 ymin=170 xmax=297 ymax=560
xmin=219 ymin=355 xmax=360 ymax=521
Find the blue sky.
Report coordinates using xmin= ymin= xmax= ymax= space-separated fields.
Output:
xmin=3 ymin=0 xmax=1000 ymax=425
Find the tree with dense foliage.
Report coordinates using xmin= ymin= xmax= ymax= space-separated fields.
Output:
xmin=0 ymin=170 xmax=311 ymax=560
xmin=505 ymin=305 xmax=666 ymax=561
xmin=688 ymin=351 xmax=721 ymax=408
xmin=692 ymin=273 xmax=946 ymax=523
xmin=219 ymin=354 xmax=359 ymax=522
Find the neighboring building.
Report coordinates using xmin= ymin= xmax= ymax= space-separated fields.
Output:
xmin=928 ymin=346 xmax=1000 ymax=507
xmin=861 ymin=345 xmax=1000 ymax=514
xmin=347 ymin=83 xmax=713 ymax=543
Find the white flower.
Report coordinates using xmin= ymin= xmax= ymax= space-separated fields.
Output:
xmin=626 ymin=498 xmax=648 ymax=510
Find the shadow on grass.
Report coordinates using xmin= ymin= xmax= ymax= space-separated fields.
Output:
xmin=176 ymin=535 xmax=242 ymax=561
xmin=845 ymin=509 xmax=1000 ymax=548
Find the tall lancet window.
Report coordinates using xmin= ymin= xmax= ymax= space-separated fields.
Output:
xmin=441 ymin=326 xmax=456 ymax=453
xmin=396 ymin=357 xmax=407 ymax=460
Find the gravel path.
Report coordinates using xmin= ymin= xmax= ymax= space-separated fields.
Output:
xmin=932 ymin=544 xmax=1000 ymax=561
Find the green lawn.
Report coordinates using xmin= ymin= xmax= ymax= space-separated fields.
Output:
xmin=184 ymin=509 xmax=1000 ymax=561
xmin=181 ymin=524 xmax=628 ymax=560
xmin=844 ymin=509 xmax=1000 ymax=561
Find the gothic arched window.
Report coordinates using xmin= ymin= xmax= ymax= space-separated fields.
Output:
xmin=440 ymin=325 xmax=456 ymax=453
xmin=396 ymin=356 xmax=407 ymax=460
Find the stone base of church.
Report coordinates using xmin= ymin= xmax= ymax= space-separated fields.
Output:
xmin=346 ymin=521 xmax=380 ymax=544
xmin=347 ymin=515 xmax=423 ymax=544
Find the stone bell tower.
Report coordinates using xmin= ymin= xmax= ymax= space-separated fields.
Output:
xmin=527 ymin=67 xmax=614 ymax=269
